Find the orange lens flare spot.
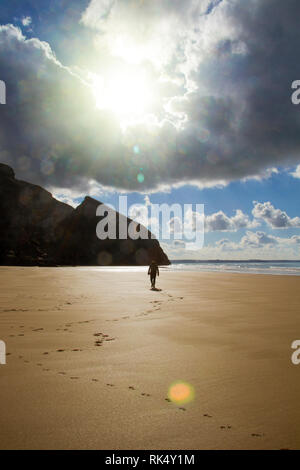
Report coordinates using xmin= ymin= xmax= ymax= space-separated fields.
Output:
xmin=168 ymin=381 xmax=195 ymax=405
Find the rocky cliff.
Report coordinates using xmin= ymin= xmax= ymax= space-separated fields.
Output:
xmin=0 ymin=163 xmax=170 ymax=266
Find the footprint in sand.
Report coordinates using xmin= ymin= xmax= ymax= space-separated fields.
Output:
xmin=165 ymin=398 xmax=171 ymax=403
xmin=92 ymin=379 xmax=98 ymax=382
xmin=57 ymin=349 xmax=65 ymax=352
xmin=129 ymin=386 xmax=135 ymax=390
xmin=106 ymin=383 xmax=115 ymax=387
xmin=204 ymin=414 xmax=212 ymax=418
xmin=141 ymin=393 xmax=151 ymax=397
xmin=179 ymin=407 xmax=186 ymax=411
xmin=58 ymin=372 xmax=67 ymax=375
xmin=251 ymin=433 xmax=263 ymax=437
xmin=70 ymin=377 xmax=79 ymax=380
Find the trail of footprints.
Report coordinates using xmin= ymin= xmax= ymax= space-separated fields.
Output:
xmin=13 ymin=351 xmax=264 ymax=438
xmin=107 ymin=294 xmax=184 ymax=322
xmin=24 ymin=356 xmax=264 ymax=436
xmin=5 ymin=295 xmax=264 ymax=440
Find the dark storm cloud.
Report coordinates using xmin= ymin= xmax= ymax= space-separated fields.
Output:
xmin=1 ymin=0 xmax=300 ymax=192
xmin=0 ymin=25 xmax=127 ymax=189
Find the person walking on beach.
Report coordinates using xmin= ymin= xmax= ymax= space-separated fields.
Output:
xmin=148 ymin=260 xmax=159 ymax=289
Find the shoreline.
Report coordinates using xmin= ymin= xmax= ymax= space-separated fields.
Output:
xmin=1 ymin=264 xmax=300 ymax=277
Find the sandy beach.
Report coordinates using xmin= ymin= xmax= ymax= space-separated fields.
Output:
xmin=0 ymin=267 xmax=300 ymax=450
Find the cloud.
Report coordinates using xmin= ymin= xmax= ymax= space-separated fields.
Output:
xmin=2 ymin=0 xmax=300 ymax=192
xmin=205 ymin=209 xmax=258 ymax=232
xmin=291 ymin=235 xmax=300 ymax=245
xmin=291 ymin=165 xmax=300 ymax=179
xmin=163 ymin=229 xmax=300 ymax=260
xmin=252 ymin=201 xmax=300 ymax=229
xmin=240 ymin=231 xmax=278 ymax=248
xmin=215 ymin=231 xmax=300 ymax=253
xmin=21 ymin=17 xmax=32 ymax=27
xmin=0 ymin=24 xmax=130 ymax=190
xmin=49 ymin=178 xmax=110 ymax=208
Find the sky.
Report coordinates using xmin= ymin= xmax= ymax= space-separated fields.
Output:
xmin=1 ymin=0 xmax=300 ymax=260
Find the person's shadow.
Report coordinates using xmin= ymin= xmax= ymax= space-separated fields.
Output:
xmin=151 ymin=287 xmax=162 ymax=292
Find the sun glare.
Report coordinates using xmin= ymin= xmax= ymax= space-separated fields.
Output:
xmin=92 ymin=67 xmax=155 ymax=127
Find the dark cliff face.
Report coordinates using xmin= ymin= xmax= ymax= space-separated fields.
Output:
xmin=58 ymin=196 xmax=170 ymax=266
xmin=0 ymin=163 xmax=73 ymax=265
xmin=0 ymin=164 xmax=170 ymax=266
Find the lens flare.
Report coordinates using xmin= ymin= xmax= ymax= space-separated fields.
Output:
xmin=168 ymin=381 xmax=195 ymax=405
xmin=137 ymin=172 xmax=144 ymax=183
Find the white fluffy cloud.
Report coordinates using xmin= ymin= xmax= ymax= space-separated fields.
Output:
xmin=291 ymin=165 xmax=300 ymax=179
xmin=162 ymin=229 xmax=300 ymax=260
xmin=216 ymin=231 xmax=300 ymax=252
xmin=205 ymin=209 xmax=258 ymax=232
xmin=241 ymin=231 xmax=278 ymax=248
xmin=21 ymin=16 xmax=32 ymax=27
xmin=252 ymin=202 xmax=300 ymax=229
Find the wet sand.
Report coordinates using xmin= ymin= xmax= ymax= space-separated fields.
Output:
xmin=0 ymin=267 xmax=300 ymax=449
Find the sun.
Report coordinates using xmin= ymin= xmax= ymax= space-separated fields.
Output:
xmin=92 ymin=66 xmax=155 ymax=127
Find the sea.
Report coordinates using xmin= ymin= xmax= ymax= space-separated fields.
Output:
xmin=78 ymin=260 xmax=300 ymax=276
xmin=168 ymin=260 xmax=300 ymax=276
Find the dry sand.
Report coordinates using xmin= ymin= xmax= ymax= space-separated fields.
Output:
xmin=0 ymin=266 xmax=300 ymax=450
